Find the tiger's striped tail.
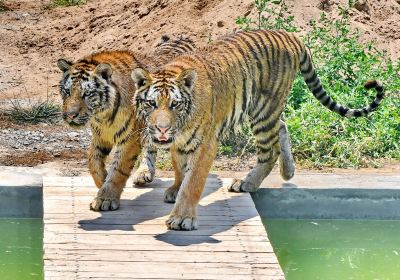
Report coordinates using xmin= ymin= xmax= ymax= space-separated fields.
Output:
xmin=300 ymin=50 xmax=384 ymax=118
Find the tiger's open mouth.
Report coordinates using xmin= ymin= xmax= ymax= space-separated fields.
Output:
xmin=153 ymin=136 xmax=174 ymax=146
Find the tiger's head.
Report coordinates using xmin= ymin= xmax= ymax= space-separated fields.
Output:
xmin=131 ymin=67 xmax=197 ymax=148
xmin=57 ymin=59 xmax=115 ymax=128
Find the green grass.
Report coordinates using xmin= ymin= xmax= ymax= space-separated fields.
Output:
xmin=0 ymin=0 xmax=9 ymax=11
xmin=232 ymin=0 xmax=400 ymax=168
xmin=4 ymin=99 xmax=61 ymax=125
xmin=53 ymin=0 xmax=86 ymax=7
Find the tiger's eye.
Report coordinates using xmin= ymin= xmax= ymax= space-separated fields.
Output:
xmin=146 ymin=100 xmax=157 ymax=108
xmin=170 ymin=100 xmax=179 ymax=109
xmin=138 ymin=80 xmax=146 ymax=87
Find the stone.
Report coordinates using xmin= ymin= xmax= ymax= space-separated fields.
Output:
xmin=318 ymin=0 xmax=333 ymax=11
xmin=354 ymin=0 xmax=370 ymax=13
xmin=67 ymin=132 xmax=79 ymax=139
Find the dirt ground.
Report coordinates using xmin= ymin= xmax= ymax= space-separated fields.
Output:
xmin=0 ymin=0 xmax=399 ymax=102
xmin=0 ymin=0 xmax=399 ymax=171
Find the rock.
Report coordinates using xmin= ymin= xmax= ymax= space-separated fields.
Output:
xmin=67 ymin=132 xmax=79 ymax=139
xmin=53 ymin=151 xmax=61 ymax=157
xmin=217 ymin=21 xmax=225 ymax=27
xmin=318 ymin=0 xmax=333 ymax=11
xmin=354 ymin=0 xmax=370 ymax=13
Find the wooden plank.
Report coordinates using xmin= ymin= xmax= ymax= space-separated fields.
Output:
xmin=44 ymin=270 xmax=285 ymax=280
xmin=43 ymin=223 xmax=268 ymax=237
xmin=44 ymin=260 xmax=283 ymax=277
xmin=43 ymin=243 xmax=275 ymax=253
xmin=42 ymin=176 xmax=284 ymax=280
xmin=43 ymin=250 xmax=278 ymax=263
xmin=43 ymin=212 xmax=262 ymax=220
xmin=42 ymin=209 xmax=258 ymax=218
xmin=43 ymin=237 xmax=272 ymax=248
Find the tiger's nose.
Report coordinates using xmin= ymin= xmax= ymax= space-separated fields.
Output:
xmin=65 ymin=111 xmax=79 ymax=120
xmin=156 ymin=124 xmax=171 ymax=134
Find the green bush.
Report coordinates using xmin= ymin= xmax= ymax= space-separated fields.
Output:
xmin=53 ymin=0 xmax=86 ymax=7
xmin=4 ymin=99 xmax=61 ymax=125
xmin=234 ymin=0 xmax=400 ymax=167
xmin=0 ymin=0 xmax=8 ymax=11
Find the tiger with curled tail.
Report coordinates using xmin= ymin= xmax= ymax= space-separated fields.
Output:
xmin=57 ymin=36 xmax=196 ymax=212
xmin=132 ymin=30 xmax=384 ymax=230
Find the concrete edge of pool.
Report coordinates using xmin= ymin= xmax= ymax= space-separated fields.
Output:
xmin=0 ymin=168 xmax=399 ymax=220
xmin=0 ymin=170 xmax=43 ymax=218
xmin=252 ymin=188 xmax=400 ymax=220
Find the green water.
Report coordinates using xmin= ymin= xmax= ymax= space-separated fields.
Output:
xmin=0 ymin=219 xmax=43 ymax=280
xmin=264 ymin=219 xmax=400 ymax=280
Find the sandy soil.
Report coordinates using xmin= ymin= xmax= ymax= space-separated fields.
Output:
xmin=0 ymin=0 xmax=399 ymax=103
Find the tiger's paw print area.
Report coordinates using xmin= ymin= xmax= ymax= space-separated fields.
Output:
xmin=163 ymin=186 xmax=179 ymax=204
xmin=228 ymin=179 xmax=257 ymax=193
xmin=166 ymin=215 xmax=199 ymax=231
xmin=90 ymin=186 xmax=121 ymax=211
xmin=132 ymin=167 xmax=155 ymax=186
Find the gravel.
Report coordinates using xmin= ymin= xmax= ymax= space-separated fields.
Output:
xmin=0 ymin=124 xmax=91 ymax=155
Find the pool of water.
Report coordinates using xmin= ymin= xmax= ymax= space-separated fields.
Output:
xmin=0 ymin=218 xmax=43 ymax=280
xmin=264 ymin=219 xmax=400 ymax=280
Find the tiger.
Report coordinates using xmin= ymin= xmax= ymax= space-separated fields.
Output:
xmin=131 ymin=29 xmax=384 ymax=230
xmin=57 ymin=36 xmax=196 ymax=212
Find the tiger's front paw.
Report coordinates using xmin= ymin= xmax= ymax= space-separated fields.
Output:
xmin=132 ymin=167 xmax=155 ymax=186
xmin=166 ymin=215 xmax=198 ymax=231
xmin=90 ymin=186 xmax=121 ymax=211
xmin=227 ymin=179 xmax=258 ymax=193
xmin=163 ymin=186 xmax=179 ymax=203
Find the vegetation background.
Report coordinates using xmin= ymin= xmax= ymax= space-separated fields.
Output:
xmin=233 ymin=0 xmax=400 ymax=168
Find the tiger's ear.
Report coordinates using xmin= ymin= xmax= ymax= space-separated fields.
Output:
xmin=95 ymin=63 xmax=113 ymax=82
xmin=57 ymin=59 xmax=72 ymax=72
xmin=131 ymin=68 xmax=151 ymax=90
xmin=177 ymin=69 xmax=197 ymax=91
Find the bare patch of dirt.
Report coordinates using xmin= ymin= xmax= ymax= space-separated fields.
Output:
xmin=0 ymin=148 xmax=87 ymax=166
xmin=0 ymin=0 xmax=398 ymax=102
xmin=1 ymin=150 xmax=53 ymax=166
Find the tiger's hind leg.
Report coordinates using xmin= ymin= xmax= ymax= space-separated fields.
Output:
xmin=132 ymin=145 xmax=157 ymax=186
xmin=228 ymin=121 xmax=281 ymax=193
xmin=278 ymin=119 xmax=295 ymax=181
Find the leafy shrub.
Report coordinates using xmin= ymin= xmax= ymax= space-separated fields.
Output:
xmin=0 ymin=0 xmax=9 ymax=11
xmin=53 ymin=0 xmax=86 ymax=7
xmin=3 ymin=98 xmax=61 ymax=125
xmin=236 ymin=0 xmax=298 ymax=32
xmin=233 ymin=0 xmax=400 ymax=167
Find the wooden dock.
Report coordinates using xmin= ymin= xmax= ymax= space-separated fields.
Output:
xmin=42 ymin=175 xmax=285 ymax=280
